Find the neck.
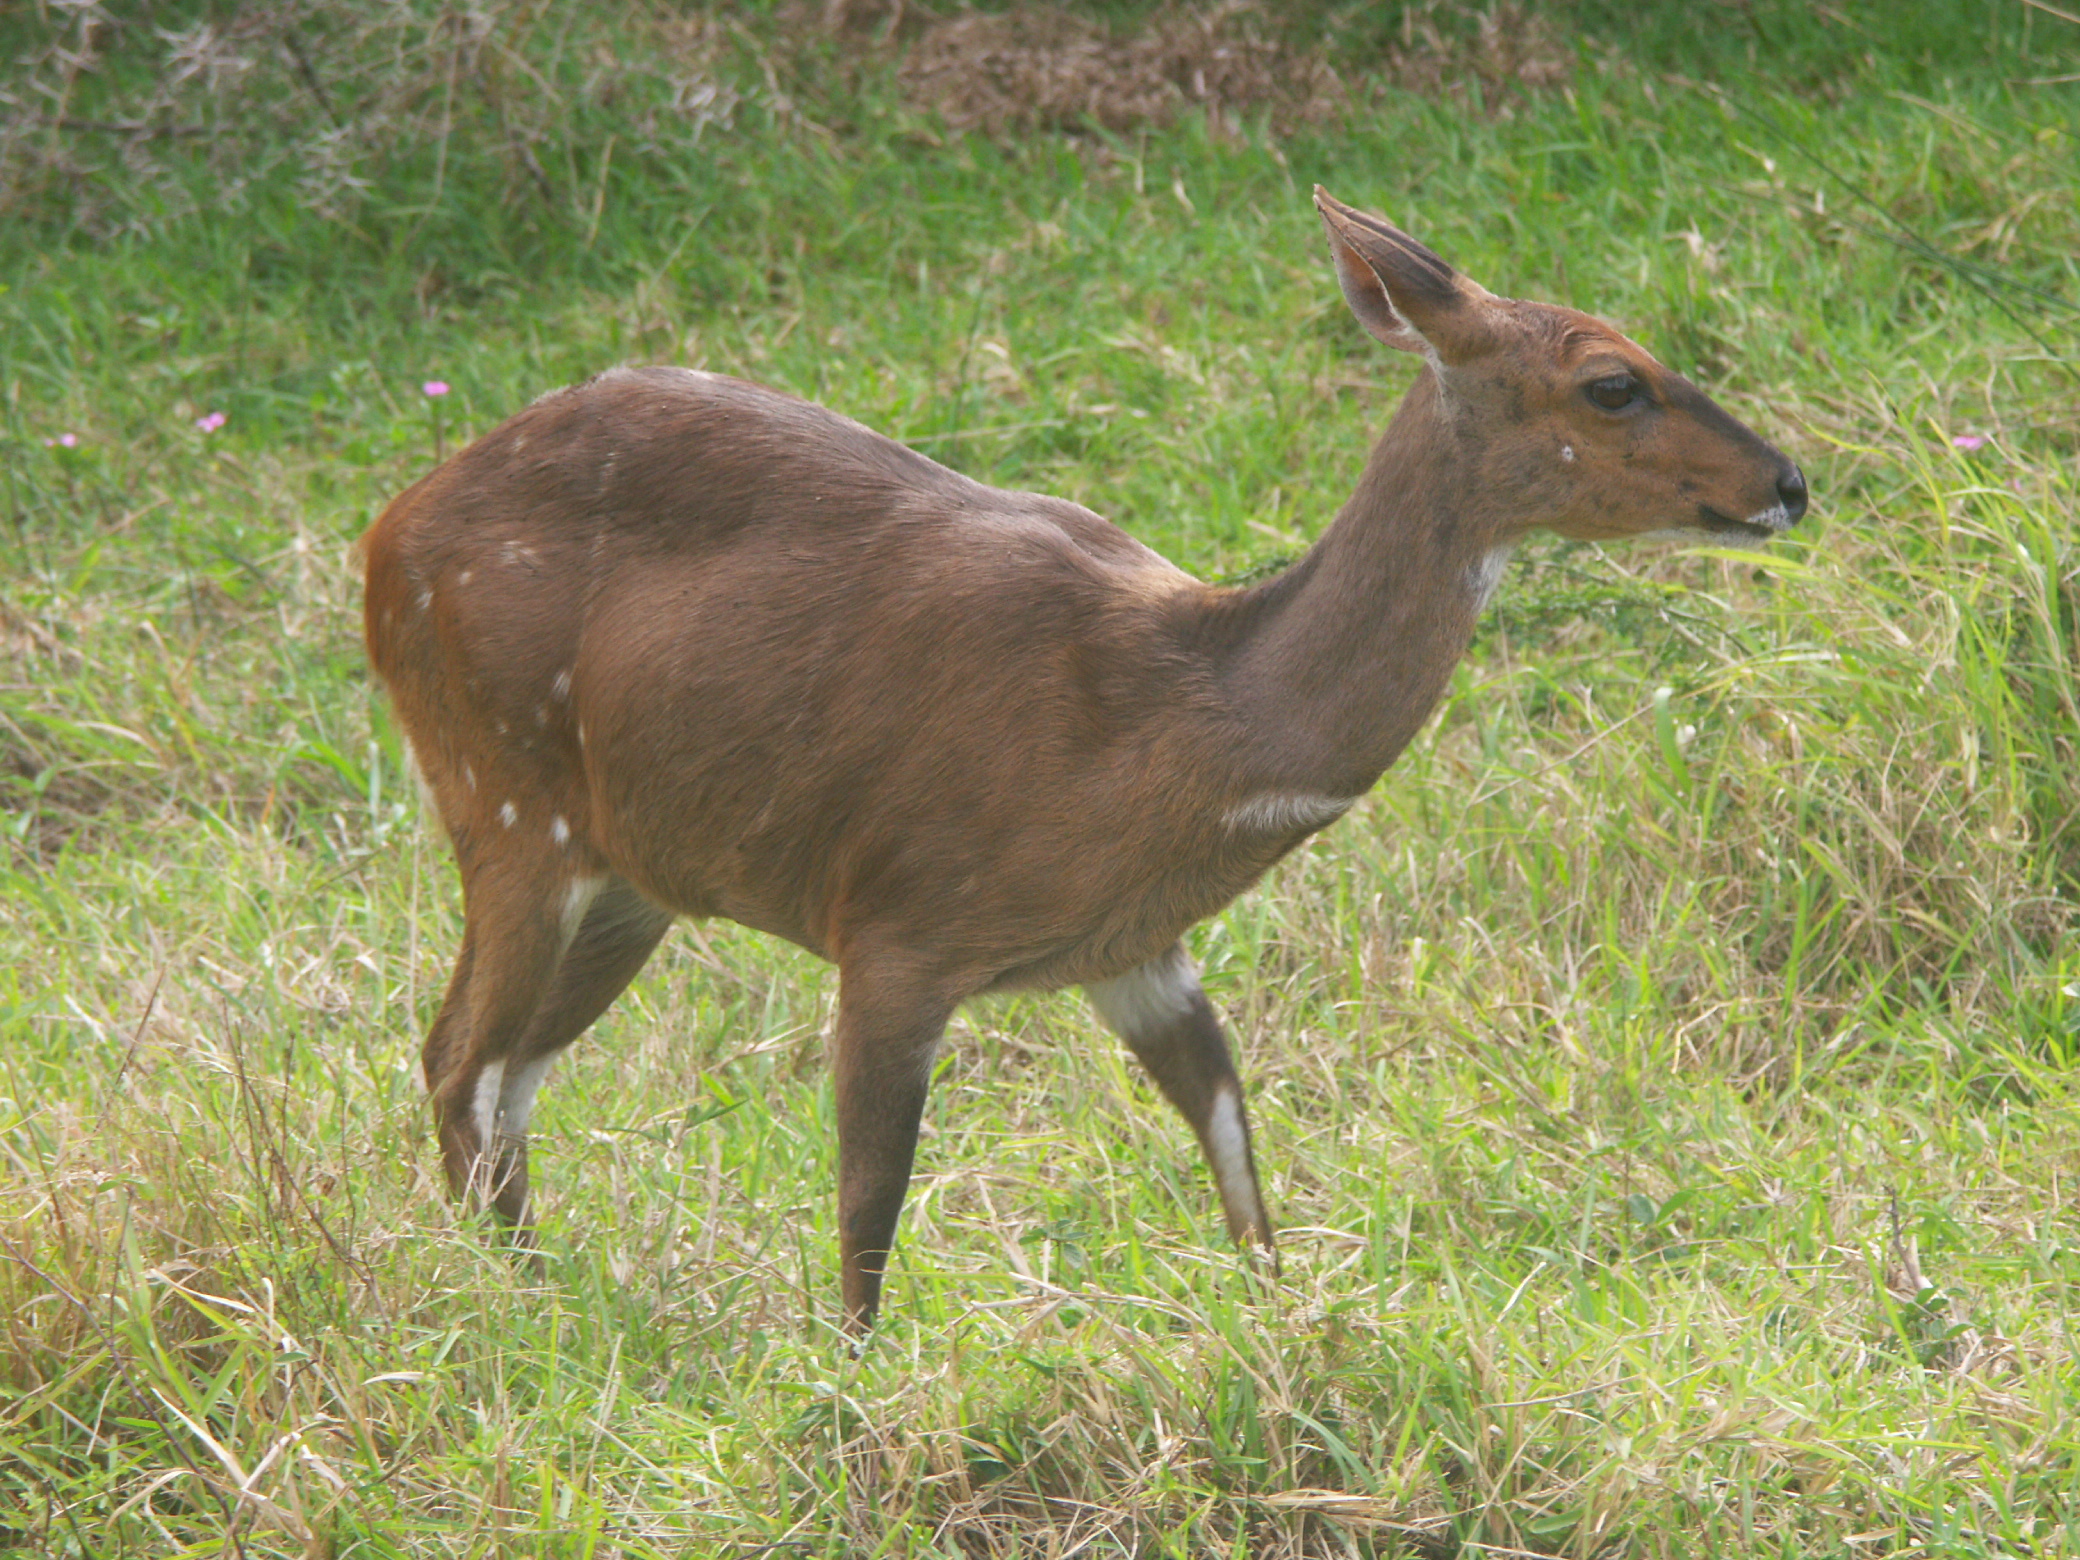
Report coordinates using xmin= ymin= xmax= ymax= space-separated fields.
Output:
xmin=1208 ymin=371 xmax=1511 ymax=798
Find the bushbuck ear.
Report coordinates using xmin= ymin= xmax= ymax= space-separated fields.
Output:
xmin=1314 ymin=187 xmax=1493 ymax=361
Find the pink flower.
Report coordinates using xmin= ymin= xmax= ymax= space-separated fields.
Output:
xmin=44 ymin=432 xmax=79 ymax=448
xmin=195 ymin=411 xmax=227 ymax=433
xmin=422 ymin=380 xmax=450 ymax=398
xmin=1952 ymin=434 xmax=1987 ymax=451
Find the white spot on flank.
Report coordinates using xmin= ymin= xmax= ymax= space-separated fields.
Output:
xmin=499 ymin=800 xmax=518 ymax=828
xmin=534 ymin=704 xmax=549 ymax=728
xmin=1468 ymin=541 xmax=1518 ymax=610
xmin=1086 ymin=944 xmax=1203 ymax=1039
xmin=1561 ymin=443 xmax=1576 ymax=463
xmin=458 ymin=569 xmax=472 ymax=586
xmin=463 ymin=763 xmax=476 ymax=792
xmin=1222 ymin=793 xmax=1355 ymax=835
xmin=510 ymin=435 xmax=525 ymax=455
xmin=416 ymin=587 xmax=433 ymax=612
xmin=576 ymin=722 xmax=586 ymax=749
xmin=550 ymin=814 xmax=570 ymax=846
xmin=552 ymin=669 xmax=572 ymax=701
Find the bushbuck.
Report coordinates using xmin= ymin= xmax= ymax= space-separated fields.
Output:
xmin=362 ymin=189 xmax=1807 ymax=1330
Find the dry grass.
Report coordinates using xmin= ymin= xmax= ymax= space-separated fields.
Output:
xmin=1378 ymin=2 xmax=1574 ymax=113
xmin=0 ymin=0 xmax=1583 ymax=238
xmin=892 ymin=2 xmax=1350 ymax=139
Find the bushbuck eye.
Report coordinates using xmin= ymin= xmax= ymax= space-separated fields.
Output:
xmin=1587 ymin=374 xmax=1640 ymax=411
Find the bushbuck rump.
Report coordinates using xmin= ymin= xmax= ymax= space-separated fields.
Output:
xmin=361 ymin=189 xmax=1807 ymax=1330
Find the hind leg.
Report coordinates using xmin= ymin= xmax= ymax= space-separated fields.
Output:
xmin=481 ymin=878 xmax=673 ymax=1225
xmin=424 ymin=845 xmax=585 ymax=1213
xmin=427 ymin=855 xmax=672 ymax=1223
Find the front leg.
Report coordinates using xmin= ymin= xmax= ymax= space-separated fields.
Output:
xmin=832 ymin=964 xmax=954 ymax=1333
xmin=1085 ymin=942 xmax=1275 ymax=1253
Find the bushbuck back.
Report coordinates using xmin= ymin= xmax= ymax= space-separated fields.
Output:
xmin=362 ymin=189 xmax=1807 ymax=1330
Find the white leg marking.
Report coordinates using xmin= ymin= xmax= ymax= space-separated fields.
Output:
xmin=1222 ymin=792 xmax=1356 ymax=836
xmin=1205 ymin=1086 xmax=1260 ymax=1222
xmin=559 ymin=874 xmax=604 ymax=952
xmin=1087 ymin=944 xmax=1202 ymax=1039
xmin=472 ymin=1059 xmax=506 ymax=1147
xmin=495 ymin=1054 xmax=555 ymax=1139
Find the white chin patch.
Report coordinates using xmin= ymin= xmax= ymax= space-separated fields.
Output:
xmin=1641 ymin=496 xmax=1799 ymax=550
xmin=1644 ymin=516 xmax=1782 ymax=550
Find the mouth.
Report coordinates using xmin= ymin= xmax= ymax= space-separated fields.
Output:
xmin=1698 ymin=503 xmax=1792 ymax=541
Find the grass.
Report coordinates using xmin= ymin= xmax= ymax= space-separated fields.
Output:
xmin=4 ymin=0 xmax=2080 ymax=1553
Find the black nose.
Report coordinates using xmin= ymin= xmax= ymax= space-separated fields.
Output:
xmin=1777 ymin=463 xmax=1808 ymax=523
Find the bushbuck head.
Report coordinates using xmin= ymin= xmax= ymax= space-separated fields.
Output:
xmin=1315 ymin=187 xmax=1807 ymax=546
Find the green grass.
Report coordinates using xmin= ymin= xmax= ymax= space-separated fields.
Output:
xmin=4 ymin=1 xmax=2080 ymax=1554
